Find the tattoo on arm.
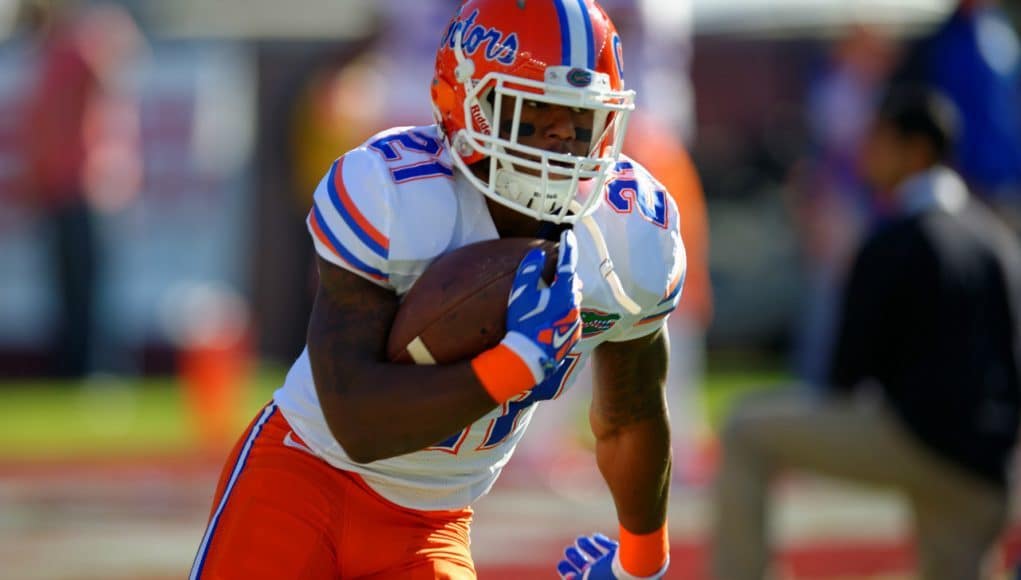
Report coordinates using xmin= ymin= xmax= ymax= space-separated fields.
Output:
xmin=307 ymin=256 xmax=399 ymax=397
xmin=591 ymin=328 xmax=669 ymax=430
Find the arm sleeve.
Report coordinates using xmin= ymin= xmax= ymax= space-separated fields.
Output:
xmin=306 ymin=150 xmax=395 ymax=289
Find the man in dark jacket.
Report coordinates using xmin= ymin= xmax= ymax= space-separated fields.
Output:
xmin=713 ymin=87 xmax=1021 ymax=580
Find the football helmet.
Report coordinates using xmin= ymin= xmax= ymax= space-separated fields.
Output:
xmin=431 ymin=0 xmax=635 ymax=224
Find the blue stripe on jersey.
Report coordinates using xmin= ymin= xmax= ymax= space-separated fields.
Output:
xmin=312 ymin=204 xmax=388 ymax=281
xmin=638 ymin=306 xmax=677 ymax=325
xmin=189 ymin=404 xmax=278 ymax=580
xmin=658 ymin=278 xmax=683 ymax=306
xmin=326 ymin=161 xmax=388 ymax=259
xmin=392 ymin=161 xmax=453 ymax=183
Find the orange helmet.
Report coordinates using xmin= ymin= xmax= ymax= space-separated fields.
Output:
xmin=431 ymin=0 xmax=635 ymax=223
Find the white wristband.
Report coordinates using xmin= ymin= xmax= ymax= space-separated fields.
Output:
xmin=500 ymin=331 xmax=546 ymax=384
xmin=609 ymin=550 xmax=669 ymax=580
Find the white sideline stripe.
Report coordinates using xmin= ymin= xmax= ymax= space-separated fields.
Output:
xmin=189 ymin=403 xmax=278 ymax=580
xmin=407 ymin=336 xmax=438 ymax=365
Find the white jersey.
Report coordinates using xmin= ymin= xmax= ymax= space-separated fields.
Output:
xmin=273 ymin=125 xmax=686 ymax=511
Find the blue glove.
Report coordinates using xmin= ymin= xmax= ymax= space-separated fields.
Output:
xmin=556 ymin=534 xmax=669 ymax=580
xmin=500 ymin=228 xmax=582 ymax=383
xmin=557 ymin=534 xmax=619 ymax=579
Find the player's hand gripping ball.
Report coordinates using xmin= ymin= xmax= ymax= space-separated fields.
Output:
xmin=503 ymin=228 xmax=583 ymax=380
xmin=386 ymin=237 xmax=558 ymax=364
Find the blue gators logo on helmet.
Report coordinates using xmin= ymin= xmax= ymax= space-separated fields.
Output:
xmin=441 ymin=9 xmax=518 ymax=65
xmin=566 ymin=67 xmax=593 ymax=88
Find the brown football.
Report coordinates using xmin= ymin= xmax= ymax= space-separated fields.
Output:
xmin=386 ymin=237 xmax=558 ymax=364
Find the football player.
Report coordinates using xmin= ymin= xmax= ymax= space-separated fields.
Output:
xmin=191 ymin=1 xmax=685 ymax=578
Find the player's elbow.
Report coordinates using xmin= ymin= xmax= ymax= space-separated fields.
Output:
xmin=340 ymin=442 xmax=380 ymax=464
xmin=329 ymin=425 xmax=383 ymax=464
xmin=311 ymin=362 xmax=390 ymax=463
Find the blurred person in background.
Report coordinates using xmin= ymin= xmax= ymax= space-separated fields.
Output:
xmin=191 ymin=1 xmax=683 ymax=578
xmin=788 ymin=24 xmax=897 ymax=385
xmin=288 ymin=0 xmax=459 ymax=206
xmin=895 ymin=0 xmax=1021 ymax=232
xmin=276 ymin=47 xmax=387 ymax=358
xmin=713 ymin=87 xmax=1021 ymax=580
xmin=274 ymin=1 xmax=457 ymax=358
xmin=18 ymin=0 xmax=143 ymax=378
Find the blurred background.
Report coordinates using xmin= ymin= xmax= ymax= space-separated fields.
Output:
xmin=0 ymin=0 xmax=1019 ymax=578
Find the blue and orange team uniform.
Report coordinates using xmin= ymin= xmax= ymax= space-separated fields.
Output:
xmin=190 ymin=125 xmax=685 ymax=579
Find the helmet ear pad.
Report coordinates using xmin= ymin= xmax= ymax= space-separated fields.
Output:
xmin=431 ymin=75 xmax=458 ymax=131
xmin=434 ymin=75 xmax=496 ymax=166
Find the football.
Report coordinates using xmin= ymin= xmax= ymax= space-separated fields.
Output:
xmin=386 ymin=237 xmax=558 ymax=364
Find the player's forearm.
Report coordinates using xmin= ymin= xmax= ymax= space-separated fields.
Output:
xmin=311 ymin=358 xmax=498 ymax=463
xmin=591 ymin=330 xmax=672 ymax=533
xmin=310 ymin=308 xmax=502 ymax=461
xmin=307 ymin=261 xmax=506 ymax=463
xmin=594 ymin=416 xmax=672 ymax=533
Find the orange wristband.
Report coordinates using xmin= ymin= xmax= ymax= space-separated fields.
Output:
xmin=619 ymin=523 xmax=669 ymax=577
xmin=471 ymin=344 xmax=535 ymax=404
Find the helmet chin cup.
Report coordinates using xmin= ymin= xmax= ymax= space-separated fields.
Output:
xmin=493 ymin=163 xmax=572 ymax=215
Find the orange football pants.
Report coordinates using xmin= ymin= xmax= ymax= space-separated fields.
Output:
xmin=190 ymin=403 xmax=476 ymax=579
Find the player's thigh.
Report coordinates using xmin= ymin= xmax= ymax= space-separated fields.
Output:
xmin=193 ymin=409 xmax=339 ymax=579
xmin=198 ymin=467 xmax=338 ymax=579
xmin=338 ymin=473 xmax=474 ymax=579
xmin=359 ymin=558 xmax=476 ymax=580
xmin=722 ymin=388 xmax=930 ymax=487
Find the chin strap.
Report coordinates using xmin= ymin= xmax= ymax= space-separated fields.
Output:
xmin=578 ymin=213 xmax=641 ymax=315
xmin=535 ymin=220 xmax=569 ymax=241
xmin=452 ymin=25 xmax=474 ymax=83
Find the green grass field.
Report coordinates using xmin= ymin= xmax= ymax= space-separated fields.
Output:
xmin=0 ymin=361 xmax=788 ymax=460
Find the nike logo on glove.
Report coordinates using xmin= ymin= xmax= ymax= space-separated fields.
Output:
xmin=552 ymin=320 xmax=580 ymax=349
